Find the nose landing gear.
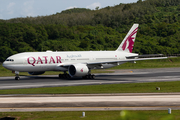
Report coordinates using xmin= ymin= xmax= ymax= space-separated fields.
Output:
xmin=14 ymin=71 xmax=20 ymax=80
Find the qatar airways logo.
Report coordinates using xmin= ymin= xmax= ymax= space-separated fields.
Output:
xmin=67 ymin=54 xmax=82 ymax=58
xmin=122 ymin=27 xmax=138 ymax=53
xmin=27 ymin=56 xmax=62 ymax=66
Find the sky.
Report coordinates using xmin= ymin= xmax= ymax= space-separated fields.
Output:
xmin=0 ymin=0 xmax=139 ymax=20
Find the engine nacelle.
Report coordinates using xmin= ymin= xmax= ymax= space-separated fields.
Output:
xmin=28 ymin=71 xmax=45 ymax=75
xmin=68 ymin=64 xmax=89 ymax=77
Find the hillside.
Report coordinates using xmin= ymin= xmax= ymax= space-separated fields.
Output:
xmin=0 ymin=0 xmax=180 ymax=62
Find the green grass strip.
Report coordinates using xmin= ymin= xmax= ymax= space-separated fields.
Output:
xmin=0 ymin=81 xmax=180 ymax=94
xmin=0 ymin=110 xmax=179 ymax=120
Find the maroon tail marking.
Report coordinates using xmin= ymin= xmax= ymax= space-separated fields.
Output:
xmin=122 ymin=27 xmax=138 ymax=53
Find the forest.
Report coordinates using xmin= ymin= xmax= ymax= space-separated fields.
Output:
xmin=0 ymin=0 xmax=180 ymax=62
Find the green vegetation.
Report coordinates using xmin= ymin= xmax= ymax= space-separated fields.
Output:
xmin=0 ymin=110 xmax=179 ymax=120
xmin=61 ymin=8 xmax=91 ymax=14
xmin=1 ymin=0 xmax=180 ymax=62
xmin=1 ymin=1 xmax=180 ymax=117
xmin=0 ymin=81 xmax=180 ymax=94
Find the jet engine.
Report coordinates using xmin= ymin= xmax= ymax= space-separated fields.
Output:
xmin=68 ymin=64 xmax=89 ymax=77
xmin=28 ymin=71 xmax=45 ymax=75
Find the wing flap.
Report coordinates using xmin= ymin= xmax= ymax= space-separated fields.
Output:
xmin=126 ymin=54 xmax=164 ymax=59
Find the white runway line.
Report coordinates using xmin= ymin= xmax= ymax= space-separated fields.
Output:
xmin=0 ymin=95 xmax=180 ymax=103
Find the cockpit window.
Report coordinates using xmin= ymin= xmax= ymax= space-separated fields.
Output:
xmin=6 ymin=59 xmax=14 ymax=62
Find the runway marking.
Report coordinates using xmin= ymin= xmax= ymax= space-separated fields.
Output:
xmin=1 ymin=106 xmax=180 ymax=112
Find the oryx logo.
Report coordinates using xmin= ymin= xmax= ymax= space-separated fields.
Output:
xmin=122 ymin=27 xmax=138 ymax=53
xmin=80 ymin=68 xmax=83 ymax=72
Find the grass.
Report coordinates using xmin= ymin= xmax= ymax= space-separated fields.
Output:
xmin=0 ymin=57 xmax=180 ymax=119
xmin=0 ymin=81 xmax=180 ymax=94
xmin=0 ymin=110 xmax=179 ymax=120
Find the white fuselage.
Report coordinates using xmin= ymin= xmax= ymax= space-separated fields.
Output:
xmin=3 ymin=50 xmax=137 ymax=72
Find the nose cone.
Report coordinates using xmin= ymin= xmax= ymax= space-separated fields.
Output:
xmin=2 ymin=61 xmax=8 ymax=69
xmin=2 ymin=60 xmax=14 ymax=70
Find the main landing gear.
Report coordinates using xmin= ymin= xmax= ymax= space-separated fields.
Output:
xmin=14 ymin=71 xmax=20 ymax=80
xmin=83 ymin=69 xmax=95 ymax=79
xmin=59 ymin=72 xmax=71 ymax=79
xmin=58 ymin=72 xmax=95 ymax=79
xmin=82 ymin=74 xmax=95 ymax=79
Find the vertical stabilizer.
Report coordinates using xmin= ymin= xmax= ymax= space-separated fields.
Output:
xmin=116 ymin=24 xmax=139 ymax=53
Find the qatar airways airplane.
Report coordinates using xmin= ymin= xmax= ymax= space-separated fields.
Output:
xmin=3 ymin=24 xmax=167 ymax=80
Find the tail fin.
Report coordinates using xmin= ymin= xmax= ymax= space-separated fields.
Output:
xmin=116 ymin=24 xmax=139 ymax=53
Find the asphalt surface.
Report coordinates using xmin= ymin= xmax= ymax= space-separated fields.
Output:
xmin=0 ymin=68 xmax=180 ymax=111
xmin=0 ymin=93 xmax=180 ymax=111
xmin=0 ymin=68 xmax=180 ymax=89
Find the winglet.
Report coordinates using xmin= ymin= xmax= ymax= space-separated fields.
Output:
xmin=116 ymin=24 xmax=139 ymax=53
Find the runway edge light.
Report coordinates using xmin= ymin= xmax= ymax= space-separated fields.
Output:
xmin=82 ymin=112 xmax=85 ymax=117
xmin=168 ymin=108 xmax=171 ymax=114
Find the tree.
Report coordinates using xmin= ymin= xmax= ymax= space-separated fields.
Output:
xmin=137 ymin=0 xmax=142 ymax=3
xmin=95 ymin=6 xmax=99 ymax=10
xmin=0 ymin=46 xmax=15 ymax=62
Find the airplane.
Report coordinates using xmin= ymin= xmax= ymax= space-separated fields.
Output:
xmin=2 ymin=24 xmax=167 ymax=80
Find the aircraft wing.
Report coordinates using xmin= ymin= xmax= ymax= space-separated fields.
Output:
xmin=58 ymin=57 xmax=167 ymax=67
xmin=87 ymin=57 xmax=167 ymax=65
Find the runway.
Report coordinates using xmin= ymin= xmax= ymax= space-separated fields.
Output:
xmin=0 ymin=93 xmax=180 ymax=112
xmin=0 ymin=68 xmax=180 ymax=89
xmin=0 ymin=68 xmax=180 ymax=112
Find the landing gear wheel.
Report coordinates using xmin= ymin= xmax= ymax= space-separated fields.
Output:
xmin=59 ymin=73 xmax=71 ymax=79
xmin=87 ymin=75 xmax=91 ymax=79
xmin=59 ymin=74 xmax=61 ymax=78
xmin=83 ymin=74 xmax=95 ymax=79
xmin=15 ymin=71 xmax=20 ymax=80
xmin=92 ymin=75 xmax=95 ymax=79
xmin=15 ymin=77 xmax=20 ymax=80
